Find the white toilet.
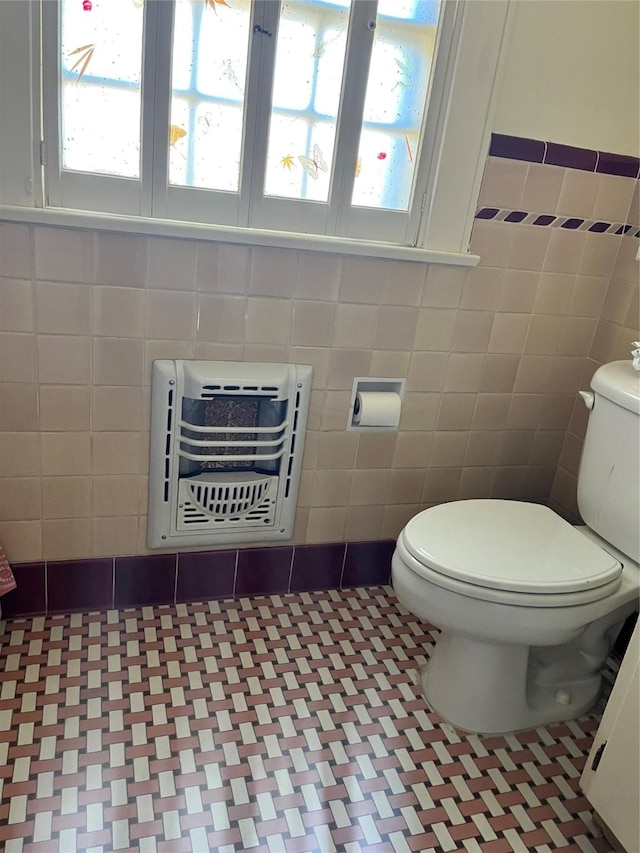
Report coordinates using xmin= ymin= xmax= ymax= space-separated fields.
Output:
xmin=392 ymin=360 xmax=640 ymax=734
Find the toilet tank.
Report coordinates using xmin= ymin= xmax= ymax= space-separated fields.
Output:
xmin=577 ymin=361 xmax=640 ymax=563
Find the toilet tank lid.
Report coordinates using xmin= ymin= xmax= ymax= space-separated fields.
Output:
xmin=591 ymin=361 xmax=640 ymax=414
xmin=401 ymin=500 xmax=622 ymax=595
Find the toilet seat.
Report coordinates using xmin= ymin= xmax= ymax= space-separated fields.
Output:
xmin=399 ymin=500 xmax=622 ymax=607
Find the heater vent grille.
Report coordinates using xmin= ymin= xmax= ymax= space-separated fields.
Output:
xmin=148 ymin=361 xmax=312 ymax=548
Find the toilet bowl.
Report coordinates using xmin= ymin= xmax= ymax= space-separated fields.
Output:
xmin=392 ymin=499 xmax=639 ymax=733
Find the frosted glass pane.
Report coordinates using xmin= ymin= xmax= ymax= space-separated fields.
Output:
xmin=169 ymin=0 xmax=251 ymax=192
xmin=264 ymin=1 xmax=351 ymax=202
xmin=60 ymin=0 xmax=144 ymax=178
xmin=352 ymin=0 xmax=440 ymax=211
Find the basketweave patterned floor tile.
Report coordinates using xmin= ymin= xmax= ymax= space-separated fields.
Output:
xmin=0 ymin=586 xmax=615 ymax=853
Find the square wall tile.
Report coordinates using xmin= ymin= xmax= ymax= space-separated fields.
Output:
xmin=235 ymin=546 xmax=292 ymax=596
xmin=477 ymin=157 xmax=528 ymax=208
xmin=0 ymin=561 xmax=46 ymax=617
xmin=0 ymin=333 xmax=36 ymax=382
xmin=36 ymin=282 xmax=91 ymax=335
xmin=556 ymin=169 xmax=599 ymax=218
xmin=92 ymin=517 xmax=139 ymax=557
xmin=196 ymin=295 xmax=246 ymax=343
xmin=0 ymin=478 xmax=41 ymax=522
xmin=148 ymin=237 xmax=197 ymax=290
xmin=146 ymin=290 xmax=197 ymax=340
xmin=382 ymin=260 xmax=425 ymax=306
xmin=95 ymin=232 xmax=147 ymax=288
xmin=42 ymin=518 xmax=91 ymax=561
xmin=92 ymin=432 xmax=142 ymax=475
xmin=93 ymin=387 xmax=142 ymax=431
xmin=291 ymin=301 xmax=337 ymax=347
xmin=289 ymin=543 xmax=345 ymax=592
xmin=0 ymin=223 xmax=31 ymax=279
xmin=92 ymin=475 xmax=141 ymax=517
xmin=39 ymin=385 xmax=91 ymax=432
xmin=374 ymin=306 xmax=419 ymax=350
xmin=42 ymin=477 xmax=91 ymax=519
xmin=41 ymin=432 xmax=91 ymax=476
xmin=342 ymin=540 xmax=395 ymax=586
xmin=47 ymin=558 xmax=113 ymax=613
xmin=295 ymin=253 xmax=342 ymax=301
xmin=507 ymin=226 xmax=550 ymax=272
xmin=176 ymin=550 xmax=236 ymax=603
xmin=331 ymin=303 xmax=375 ymax=349
xmin=37 ymin=336 xmax=91 ymax=384
xmin=306 ymin=507 xmax=347 ymax=543
xmin=0 ymin=521 xmax=42 ymax=563
xmin=520 ymin=163 xmax=564 ymax=213
xmin=0 ymin=278 xmax=33 ymax=332
xmin=0 ymin=384 xmax=39 ymax=431
xmin=245 ymin=298 xmax=293 ymax=345
xmin=93 ymin=338 xmax=144 ymax=386
xmin=340 ymin=258 xmax=387 ymax=303
xmin=0 ymin=433 xmax=40 ymax=477
xmin=34 ymin=226 xmax=93 ymax=284
xmin=196 ymin=242 xmax=249 ymax=294
xmin=93 ymin=287 xmax=145 ymax=338
xmin=249 ymin=248 xmax=298 ymax=298
xmin=115 ymin=554 xmax=176 ymax=607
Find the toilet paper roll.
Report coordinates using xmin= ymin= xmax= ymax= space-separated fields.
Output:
xmin=353 ymin=391 xmax=402 ymax=427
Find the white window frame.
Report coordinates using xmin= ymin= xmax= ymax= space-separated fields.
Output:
xmin=0 ymin=0 xmax=513 ymax=263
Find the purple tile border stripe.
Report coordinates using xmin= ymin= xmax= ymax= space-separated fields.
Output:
xmin=1 ymin=540 xmax=396 ymax=618
xmin=490 ymin=133 xmax=640 ymax=178
xmin=474 ymin=206 xmax=638 ymax=237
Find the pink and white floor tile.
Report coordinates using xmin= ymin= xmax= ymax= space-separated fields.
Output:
xmin=0 ymin=587 xmax=614 ymax=853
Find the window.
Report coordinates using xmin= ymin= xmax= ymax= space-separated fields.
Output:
xmin=0 ymin=0 xmax=512 ymax=257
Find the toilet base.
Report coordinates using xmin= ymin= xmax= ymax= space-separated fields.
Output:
xmin=422 ymin=631 xmax=602 ymax=734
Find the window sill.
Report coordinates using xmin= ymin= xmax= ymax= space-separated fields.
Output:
xmin=0 ymin=205 xmax=480 ymax=267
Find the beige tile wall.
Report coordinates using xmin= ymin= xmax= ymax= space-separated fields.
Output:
xmin=0 ymin=157 xmax=638 ymax=561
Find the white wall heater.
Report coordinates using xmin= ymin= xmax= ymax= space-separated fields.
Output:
xmin=148 ymin=360 xmax=312 ymax=549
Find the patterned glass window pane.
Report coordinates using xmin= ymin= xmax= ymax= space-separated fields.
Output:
xmin=263 ymin=0 xmax=351 ymax=203
xmin=60 ymin=0 xmax=144 ymax=178
xmin=169 ymin=0 xmax=252 ymax=192
xmin=352 ymin=0 xmax=441 ymax=211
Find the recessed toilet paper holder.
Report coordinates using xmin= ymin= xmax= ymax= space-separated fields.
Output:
xmin=347 ymin=377 xmax=405 ymax=431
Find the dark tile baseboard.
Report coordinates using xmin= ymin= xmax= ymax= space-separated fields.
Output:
xmin=0 ymin=540 xmax=397 ymax=619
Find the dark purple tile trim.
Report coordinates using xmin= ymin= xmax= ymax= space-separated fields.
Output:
xmin=490 ymin=134 xmax=640 ymax=178
xmin=533 ymin=215 xmax=556 ymax=227
xmin=616 ymin=224 xmax=633 ymax=235
xmin=342 ymin=540 xmax=396 ymax=587
xmin=561 ymin=218 xmax=584 ymax=230
xmin=115 ymin=554 xmax=176 ymax=608
xmin=5 ymin=539 xmax=402 ymax=617
xmin=596 ymin=151 xmax=640 ymax=179
xmin=504 ymin=211 xmax=527 ymax=223
xmin=489 ymin=134 xmax=545 ymax=163
xmin=290 ymin=543 xmax=345 ymax=593
xmin=589 ymin=222 xmax=611 ymax=233
xmin=235 ymin=546 xmax=292 ymax=597
xmin=176 ymin=550 xmax=236 ymax=603
xmin=47 ymin=558 xmax=114 ymax=614
xmin=0 ymin=562 xmax=46 ymax=618
xmin=545 ymin=143 xmax=597 ymax=172
xmin=476 ymin=207 xmax=500 ymax=220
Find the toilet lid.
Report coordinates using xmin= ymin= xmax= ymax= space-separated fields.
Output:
xmin=401 ymin=500 xmax=622 ymax=595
